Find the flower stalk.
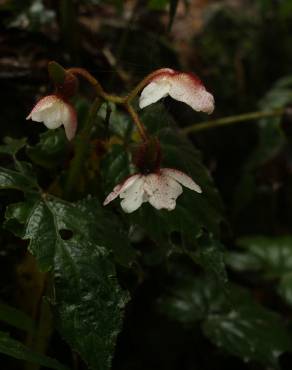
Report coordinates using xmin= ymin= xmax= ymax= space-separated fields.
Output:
xmin=182 ymin=108 xmax=285 ymax=135
xmin=124 ymin=103 xmax=148 ymax=141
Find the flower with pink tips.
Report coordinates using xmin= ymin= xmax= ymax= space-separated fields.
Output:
xmin=139 ymin=68 xmax=214 ymax=114
xmin=103 ymin=168 xmax=202 ymax=213
xmin=26 ymin=95 xmax=77 ymax=141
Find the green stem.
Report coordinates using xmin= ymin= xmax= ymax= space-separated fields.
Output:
xmin=125 ymin=104 xmax=148 ymax=141
xmin=67 ymin=67 xmax=149 ymax=142
xmin=182 ymin=108 xmax=285 ymax=135
xmin=64 ymin=98 xmax=102 ymax=198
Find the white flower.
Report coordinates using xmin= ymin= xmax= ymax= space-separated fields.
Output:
xmin=139 ymin=68 xmax=214 ymax=114
xmin=103 ymin=168 xmax=202 ymax=213
xmin=26 ymin=95 xmax=77 ymax=140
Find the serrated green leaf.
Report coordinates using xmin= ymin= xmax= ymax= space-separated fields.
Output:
xmin=5 ymin=195 xmax=130 ymax=370
xmin=0 ymin=331 xmax=68 ymax=370
xmin=26 ymin=130 xmax=68 ymax=169
xmin=54 ymin=239 xmax=128 ymax=370
xmin=0 ymin=303 xmax=35 ymax=333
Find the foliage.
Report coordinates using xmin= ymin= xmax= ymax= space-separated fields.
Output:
xmin=1 ymin=1 xmax=292 ymax=370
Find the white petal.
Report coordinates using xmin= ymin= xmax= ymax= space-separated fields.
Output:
xmin=169 ymin=73 xmax=214 ymax=114
xmin=120 ymin=177 xmax=145 ymax=213
xmin=144 ymin=173 xmax=182 ymax=211
xmin=139 ymin=80 xmax=171 ymax=109
xmin=42 ymin=104 xmax=63 ymax=129
xmin=161 ymin=168 xmax=202 ymax=193
xmin=103 ymin=174 xmax=141 ymax=206
xmin=27 ymin=95 xmax=59 ymax=121
xmin=61 ymin=103 xmax=77 ymax=140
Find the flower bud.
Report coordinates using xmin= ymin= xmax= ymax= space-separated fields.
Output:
xmin=132 ymin=137 xmax=161 ymax=174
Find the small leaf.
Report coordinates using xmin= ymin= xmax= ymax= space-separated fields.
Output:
xmin=168 ymin=0 xmax=179 ymax=31
xmin=0 ymin=137 xmax=27 ymax=156
xmin=0 ymin=331 xmax=68 ymax=370
xmin=27 ymin=130 xmax=68 ymax=169
xmin=48 ymin=61 xmax=66 ymax=85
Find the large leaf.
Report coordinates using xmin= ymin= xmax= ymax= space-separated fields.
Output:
xmin=228 ymin=235 xmax=292 ymax=306
xmin=5 ymin=195 xmax=130 ymax=370
xmin=159 ymin=273 xmax=292 ymax=367
xmin=0 ymin=331 xmax=68 ymax=370
xmin=204 ymin=304 xmax=292 ymax=368
xmin=0 ymin=302 xmax=35 ymax=333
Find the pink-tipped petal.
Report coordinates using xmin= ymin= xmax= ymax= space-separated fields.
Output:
xmin=139 ymin=80 xmax=171 ymax=109
xmin=144 ymin=173 xmax=183 ymax=211
xmin=62 ymin=103 xmax=78 ymax=140
xmin=169 ymin=73 xmax=215 ymax=114
xmin=103 ymin=174 xmax=141 ymax=206
xmin=26 ymin=95 xmax=59 ymax=121
xmin=161 ymin=168 xmax=202 ymax=193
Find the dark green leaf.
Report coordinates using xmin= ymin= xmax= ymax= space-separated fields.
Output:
xmin=278 ymin=272 xmax=292 ymax=307
xmin=0 ymin=137 xmax=27 ymax=156
xmin=236 ymin=235 xmax=292 ymax=275
xmin=27 ymin=130 xmax=68 ymax=169
xmin=158 ymin=276 xmax=226 ymax=324
xmin=228 ymin=235 xmax=292 ymax=307
xmin=48 ymin=61 xmax=66 ymax=85
xmin=168 ymin=0 xmax=179 ymax=31
xmin=203 ymin=304 xmax=292 ymax=367
xmin=148 ymin=0 xmax=169 ymax=10
xmin=0 ymin=303 xmax=35 ymax=333
xmin=190 ymin=235 xmax=227 ymax=287
xmin=5 ymin=195 xmax=130 ymax=370
xmin=0 ymin=331 xmax=68 ymax=370
xmin=0 ymin=167 xmax=37 ymax=191
xmin=159 ymin=271 xmax=292 ymax=367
